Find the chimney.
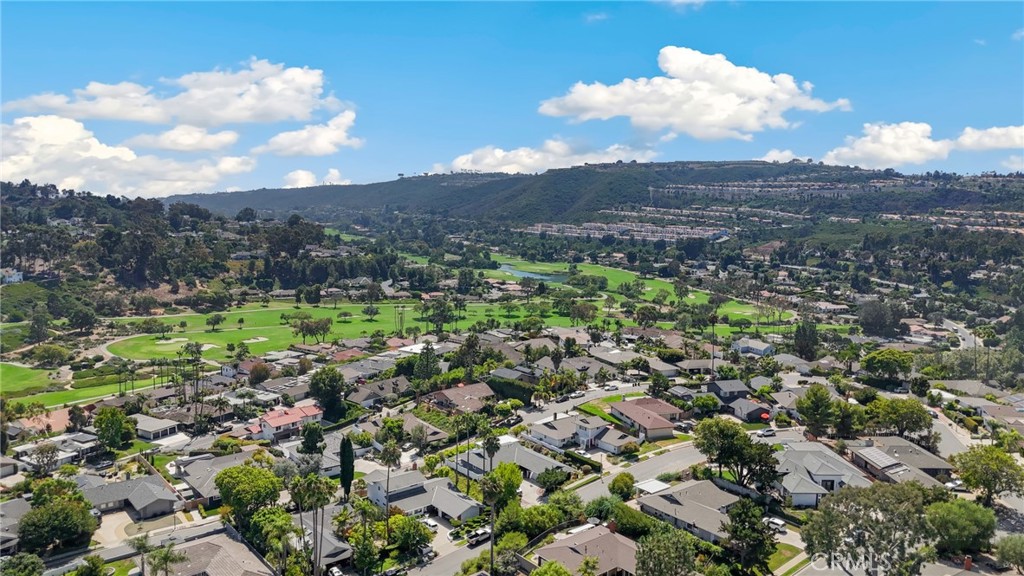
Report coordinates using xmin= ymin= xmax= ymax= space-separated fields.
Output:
xmin=607 ymin=519 xmax=618 ymax=533
xmin=964 ymin=556 xmax=972 ymax=571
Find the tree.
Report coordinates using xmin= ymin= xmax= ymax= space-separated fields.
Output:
xmin=75 ymin=555 xmax=105 ymax=576
xmin=249 ymin=362 xmax=272 ymax=386
xmin=147 ymin=545 xmax=187 ymax=576
xmin=649 ymin=372 xmax=670 ymax=399
xmin=126 ymin=534 xmax=155 ymax=576
xmin=577 ymin=556 xmax=600 ymax=576
xmin=693 ymin=417 xmax=746 ymax=476
xmin=206 ymin=313 xmax=225 ymax=332
xmin=361 ymin=305 xmax=380 ymax=321
xmin=391 ymin=514 xmax=432 ymax=553
xmin=802 ymin=483 xmax=932 ymax=576
xmin=67 ymin=307 xmax=97 ymax=334
xmin=910 ymin=376 xmax=930 ymax=397
xmin=862 ymin=349 xmax=913 ymax=380
xmin=794 ymin=317 xmax=818 ymax=361
xmin=32 ymin=344 xmax=69 ymax=367
xmin=32 ymin=442 xmax=60 ymax=473
xmin=952 ymin=445 xmax=1024 ymax=506
xmin=379 ymin=440 xmax=402 ymax=544
xmin=491 ymin=461 xmax=524 ymax=511
xmin=19 ymin=501 xmax=97 ymax=553
xmin=291 ymin=474 xmax=335 ymax=576
xmin=214 ymin=464 xmax=283 ymax=531
xmin=692 ymin=394 xmax=719 ymax=415
xmin=832 ymin=399 xmax=866 ymax=439
xmin=633 ymin=529 xmax=696 ymax=576
xmin=532 ymin=563 xmax=572 ymax=576
xmin=413 ymin=342 xmax=440 ymax=382
xmin=482 ymin=432 xmax=501 ymax=472
xmin=32 ymin=478 xmax=87 ymax=507
xmin=67 ymin=404 xmax=89 ymax=432
xmin=298 ymin=422 xmax=325 ymax=455
xmin=996 ymin=535 xmax=1024 ymax=574
xmin=876 ymin=398 xmax=933 ymax=438
xmin=796 ymin=384 xmax=834 ymax=437
xmin=926 ymin=499 xmax=995 ymax=555
xmin=609 ymin=472 xmax=636 ymax=501
xmin=339 ymin=436 xmax=355 ymax=501
xmin=480 ymin=473 xmax=502 ymax=576
xmin=309 ymin=367 xmax=346 ymax=421
xmin=723 ymin=498 xmax=776 ymax=574
xmin=0 ymin=553 xmax=44 ymax=576
xmin=94 ymin=407 xmax=134 ymax=452
xmin=536 ymin=467 xmax=569 ymax=493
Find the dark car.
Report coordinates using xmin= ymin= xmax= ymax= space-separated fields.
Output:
xmin=556 ymin=395 xmax=570 ymax=403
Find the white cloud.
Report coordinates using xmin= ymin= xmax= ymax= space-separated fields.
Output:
xmin=252 ymin=111 xmax=362 ymax=156
xmin=4 ymin=58 xmax=340 ymax=126
xmin=433 ymin=139 xmax=657 ymax=174
xmin=823 ymin=122 xmax=1024 ymax=169
xmin=323 ymin=168 xmax=351 ymax=185
xmin=758 ymin=149 xmax=799 ymax=163
xmin=539 ymin=46 xmax=850 ymax=141
xmin=0 ymin=115 xmax=255 ymax=197
xmin=125 ymin=125 xmax=239 ymax=151
xmin=822 ymin=122 xmax=954 ymax=168
xmin=1003 ymin=155 xmax=1024 ymax=172
xmin=585 ymin=12 xmax=608 ymax=23
xmin=1013 ymin=28 xmax=1024 ymax=41
xmin=973 ymin=39 xmax=987 ymax=46
xmin=955 ymin=125 xmax=1024 ymax=150
xmin=283 ymin=169 xmax=317 ymax=188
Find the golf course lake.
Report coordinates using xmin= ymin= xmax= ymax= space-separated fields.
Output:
xmin=498 ymin=264 xmax=569 ymax=283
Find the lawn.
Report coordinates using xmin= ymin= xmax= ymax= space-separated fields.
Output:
xmin=584 ymin=392 xmax=647 ymax=411
xmin=0 ymin=362 xmax=57 ymax=395
xmin=768 ymin=543 xmax=802 ymax=572
xmin=106 ymin=559 xmax=136 ymax=576
xmin=577 ymin=403 xmax=624 ymax=426
xmin=107 ymin=300 xmax=597 ymax=361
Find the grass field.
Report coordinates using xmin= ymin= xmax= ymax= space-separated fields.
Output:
xmin=768 ymin=543 xmax=802 ymax=572
xmin=0 ymin=362 xmax=57 ymax=394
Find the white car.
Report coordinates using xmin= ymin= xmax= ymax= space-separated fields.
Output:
xmin=762 ymin=517 xmax=788 ymax=534
xmin=757 ymin=428 xmax=776 ymax=437
xmin=420 ymin=518 xmax=439 ymax=532
xmin=602 ymin=384 xmax=619 ymax=391
xmin=328 ymin=567 xmax=343 ymax=576
xmin=569 ymin=390 xmax=586 ymax=399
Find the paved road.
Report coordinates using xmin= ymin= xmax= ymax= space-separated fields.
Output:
xmin=407 ymin=540 xmax=481 ymax=576
xmin=943 ymin=318 xmax=980 ymax=350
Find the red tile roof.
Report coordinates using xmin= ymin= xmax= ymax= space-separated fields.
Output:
xmin=260 ymin=406 xmax=322 ymax=428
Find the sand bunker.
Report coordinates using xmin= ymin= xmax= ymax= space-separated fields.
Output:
xmin=200 ymin=344 xmax=220 ymax=351
xmin=242 ymin=337 xmax=269 ymax=344
xmin=156 ymin=338 xmax=188 ymax=344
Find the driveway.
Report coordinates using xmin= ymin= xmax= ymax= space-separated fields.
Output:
xmin=576 ymin=443 xmax=707 ymax=502
xmin=92 ymin=511 xmax=133 ymax=548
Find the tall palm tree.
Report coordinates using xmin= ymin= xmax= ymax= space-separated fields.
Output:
xmin=147 ymin=544 xmax=187 ymax=576
xmin=482 ymin=432 xmax=500 ymax=473
xmin=262 ymin=512 xmax=302 ymax=574
xmin=479 ymin=474 xmax=502 ymax=576
xmin=378 ymin=440 xmax=402 ymax=545
xmin=331 ymin=506 xmax=353 ymax=538
xmin=126 ymin=533 xmax=154 ymax=576
xmin=209 ymin=396 xmax=231 ymax=422
xmin=708 ymin=311 xmax=719 ymax=378
xmin=292 ymin=475 xmax=336 ymax=576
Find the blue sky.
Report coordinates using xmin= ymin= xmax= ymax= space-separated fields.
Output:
xmin=2 ymin=1 xmax=1022 ymax=198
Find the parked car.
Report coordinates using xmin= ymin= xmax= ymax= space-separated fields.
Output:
xmin=420 ymin=518 xmax=438 ymax=532
xmin=602 ymin=383 xmax=619 ymax=391
xmin=418 ymin=546 xmax=436 ymax=560
xmin=929 ymin=410 xmax=939 ymax=419
xmin=757 ymin=428 xmax=776 ymax=437
xmin=467 ymin=527 xmax=492 ymax=546
xmin=569 ymin=390 xmax=585 ymax=399
xmin=944 ymin=480 xmax=967 ymax=492
xmin=762 ymin=517 xmax=787 ymax=534
xmin=402 ymin=442 xmax=414 ymax=451
xmin=328 ymin=567 xmax=343 ymax=576
xmin=674 ymin=422 xmax=692 ymax=432
xmin=556 ymin=395 xmax=570 ymax=403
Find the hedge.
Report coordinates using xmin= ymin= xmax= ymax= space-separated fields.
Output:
xmin=561 ymin=449 xmax=602 ymax=473
xmin=486 ymin=376 xmax=535 ymax=404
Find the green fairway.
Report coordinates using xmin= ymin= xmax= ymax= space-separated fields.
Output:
xmin=0 ymin=362 xmax=57 ymax=395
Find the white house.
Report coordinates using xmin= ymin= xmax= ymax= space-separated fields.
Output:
xmin=774 ymin=442 xmax=871 ymax=507
xmin=731 ymin=338 xmax=775 ymax=357
xmin=1 ymin=269 xmax=23 ymax=285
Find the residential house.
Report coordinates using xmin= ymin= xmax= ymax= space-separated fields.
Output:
xmin=954 ymin=396 xmax=1001 ymax=418
xmin=429 ymin=382 xmax=496 ymax=414
xmin=156 ymin=529 xmax=274 ymax=576
xmin=608 ymin=401 xmax=674 ymax=441
xmin=731 ymin=338 xmax=775 ymax=357
xmin=347 ymin=376 xmax=412 ymax=408
xmin=12 ymin=432 xmax=101 ymax=469
xmin=446 ymin=439 xmax=573 ymax=481
xmin=0 ymin=456 xmax=24 ymax=479
xmin=630 ymin=398 xmax=683 ymax=421
xmin=528 ymin=415 xmax=606 ymax=450
xmin=851 ymin=446 xmax=942 ymax=488
xmin=293 ymin=503 xmax=352 ymax=570
xmin=354 ymin=413 xmax=449 ymax=451
xmin=1 ymin=269 xmax=24 ymax=284
xmin=646 ymin=357 xmax=679 ymax=377
xmin=775 ymin=442 xmax=871 ymax=507
xmin=0 ymin=498 xmax=31 ymax=554
xmin=707 ymin=379 xmax=749 ymax=401
xmin=929 ymin=379 xmax=1008 ymax=399
xmin=638 ymin=480 xmax=739 ymax=543
xmin=248 ymin=406 xmax=323 ymax=442
xmin=365 ymin=470 xmax=481 ymax=521
xmin=590 ymin=348 xmax=643 ymax=370
xmin=179 ymin=450 xmax=268 ymax=507
xmin=132 ymin=414 xmax=179 ymax=441
xmin=534 ymin=525 xmax=637 ymax=576
xmin=282 ymin=430 xmax=348 ymax=477
xmin=78 ymin=474 xmax=181 ymax=519
xmin=729 ymin=398 xmax=771 ymax=422
xmin=851 ymin=436 xmax=954 ymax=479
xmin=594 ymin=429 xmax=642 ymax=455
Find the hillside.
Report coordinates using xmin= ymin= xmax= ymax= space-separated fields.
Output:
xmin=166 ymin=161 xmax=1023 ymax=222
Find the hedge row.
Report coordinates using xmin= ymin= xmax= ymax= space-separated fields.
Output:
xmin=487 ymin=376 xmax=534 ymax=404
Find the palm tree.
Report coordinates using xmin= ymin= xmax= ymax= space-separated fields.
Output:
xmin=482 ymin=432 xmax=500 ymax=473
xmin=479 ymin=474 xmax=502 ymax=576
xmin=292 ymin=475 xmax=336 ymax=576
xmin=262 ymin=512 xmax=302 ymax=574
xmin=147 ymin=544 xmax=187 ymax=576
xmin=209 ymin=396 xmax=231 ymax=422
xmin=126 ymin=534 xmax=154 ymax=576
xmin=331 ymin=506 xmax=353 ymax=538
xmin=708 ymin=311 xmax=719 ymax=378
xmin=378 ymin=440 xmax=402 ymax=545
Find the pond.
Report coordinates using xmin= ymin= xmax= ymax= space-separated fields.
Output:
xmin=497 ymin=264 xmax=568 ymax=284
